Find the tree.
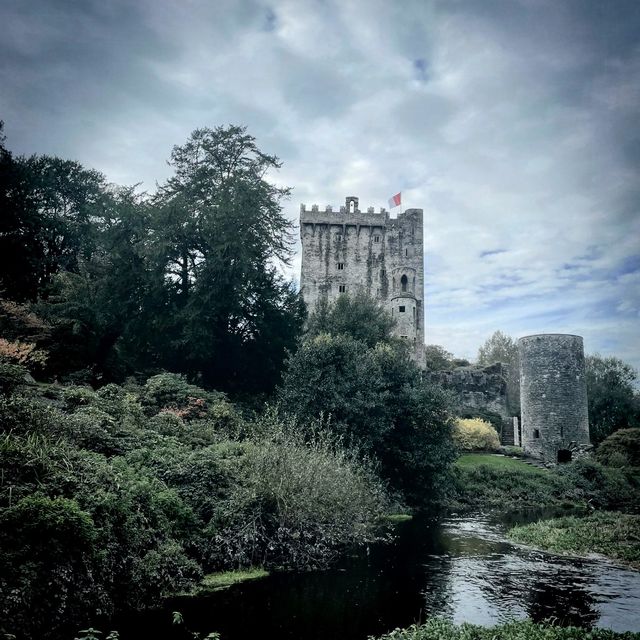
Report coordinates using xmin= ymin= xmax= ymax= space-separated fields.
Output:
xmin=0 ymin=125 xmax=109 ymax=301
xmin=424 ymin=344 xmax=455 ymax=371
xmin=306 ymin=292 xmax=396 ymax=348
xmin=36 ymin=186 xmax=153 ymax=382
xmin=477 ymin=330 xmax=520 ymax=413
xmin=586 ymin=354 xmax=639 ymax=445
xmin=278 ymin=331 xmax=456 ymax=509
xmin=147 ymin=125 xmax=304 ymax=393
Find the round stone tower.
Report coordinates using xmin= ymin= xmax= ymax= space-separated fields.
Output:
xmin=518 ymin=334 xmax=590 ymax=462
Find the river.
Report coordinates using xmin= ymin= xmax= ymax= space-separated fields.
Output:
xmin=114 ymin=512 xmax=640 ymax=639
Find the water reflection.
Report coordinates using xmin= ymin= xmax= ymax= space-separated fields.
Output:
xmin=111 ymin=514 xmax=640 ymax=640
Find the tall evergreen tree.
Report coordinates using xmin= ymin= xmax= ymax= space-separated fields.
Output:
xmin=148 ymin=125 xmax=304 ymax=392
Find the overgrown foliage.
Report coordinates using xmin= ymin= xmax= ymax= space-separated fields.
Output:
xmin=0 ymin=379 xmax=388 ymax=639
xmin=279 ymin=297 xmax=456 ymax=509
xmin=586 ymin=354 xmax=640 ymax=445
xmin=596 ymin=428 xmax=640 ymax=468
xmin=508 ymin=511 xmax=640 ymax=569
xmin=372 ymin=618 xmax=640 ymax=640
xmin=450 ymin=454 xmax=640 ymax=513
xmin=0 ymin=123 xmax=305 ymax=394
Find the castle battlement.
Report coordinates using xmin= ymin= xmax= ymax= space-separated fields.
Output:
xmin=299 ymin=196 xmax=425 ymax=364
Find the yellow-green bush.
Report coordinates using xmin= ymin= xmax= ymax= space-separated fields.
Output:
xmin=453 ymin=417 xmax=500 ymax=452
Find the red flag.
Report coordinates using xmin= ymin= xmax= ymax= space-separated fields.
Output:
xmin=388 ymin=192 xmax=401 ymax=208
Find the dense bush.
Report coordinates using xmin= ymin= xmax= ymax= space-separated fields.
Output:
xmin=596 ymin=428 xmax=640 ymax=468
xmin=278 ymin=332 xmax=456 ymax=509
xmin=453 ymin=418 xmax=500 ymax=451
xmin=209 ymin=412 xmax=389 ymax=569
xmin=372 ymin=618 xmax=640 ymax=640
xmin=0 ymin=496 xmax=101 ymax=640
xmin=0 ymin=377 xmax=390 ymax=639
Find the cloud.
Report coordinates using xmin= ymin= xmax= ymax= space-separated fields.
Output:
xmin=1 ymin=0 xmax=638 ymax=373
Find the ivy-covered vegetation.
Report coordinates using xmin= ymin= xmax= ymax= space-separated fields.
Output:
xmin=371 ymin=618 xmax=640 ymax=640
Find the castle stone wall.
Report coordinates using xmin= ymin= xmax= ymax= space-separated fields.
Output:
xmin=426 ymin=362 xmax=510 ymax=428
xmin=519 ymin=334 xmax=590 ymax=462
xmin=300 ymin=197 xmax=424 ymax=361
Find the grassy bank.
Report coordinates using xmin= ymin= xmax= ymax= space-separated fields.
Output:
xmin=455 ymin=453 xmax=546 ymax=473
xmin=449 ymin=453 xmax=640 ymax=514
xmin=371 ymin=618 xmax=640 ymax=639
xmin=508 ymin=511 xmax=640 ymax=569
xmin=195 ymin=568 xmax=269 ymax=593
xmin=449 ymin=453 xmax=573 ymax=512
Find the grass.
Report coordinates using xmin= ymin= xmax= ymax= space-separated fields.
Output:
xmin=508 ymin=511 xmax=640 ymax=569
xmin=195 ymin=568 xmax=270 ymax=593
xmin=371 ymin=618 xmax=640 ymax=639
xmin=384 ymin=514 xmax=413 ymax=523
xmin=455 ymin=453 xmax=547 ymax=474
xmin=449 ymin=454 xmax=577 ymax=512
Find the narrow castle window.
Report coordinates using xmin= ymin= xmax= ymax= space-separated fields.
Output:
xmin=337 ymin=262 xmax=344 ymax=270
xmin=339 ymin=285 xmax=346 ymax=293
xmin=533 ymin=429 xmax=540 ymax=439
xmin=401 ymin=274 xmax=408 ymax=292
xmin=399 ymin=306 xmax=405 ymax=313
xmin=374 ymin=235 xmax=380 ymax=243
xmin=405 ymin=248 xmax=409 ymax=257
xmin=380 ymin=269 xmax=386 ymax=277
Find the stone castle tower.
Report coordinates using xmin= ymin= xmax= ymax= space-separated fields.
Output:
xmin=299 ymin=196 xmax=425 ymax=362
xmin=519 ymin=334 xmax=591 ymax=462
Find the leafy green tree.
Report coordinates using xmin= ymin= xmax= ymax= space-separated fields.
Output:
xmin=586 ymin=354 xmax=639 ymax=444
xmin=477 ymin=330 xmax=520 ymax=413
xmin=278 ymin=333 xmax=455 ymax=508
xmin=147 ymin=125 xmax=305 ymax=392
xmin=35 ymin=186 xmax=152 ymax=382
xmin=595 ymin=428 xmax=640 ymax=467
xmin=306 ymin=293 xmax=396 ymax=347
xmin=424 ymin=344 xmax=455 ymax=371
xmin=0 ymin=124 xmax=109 ymax=301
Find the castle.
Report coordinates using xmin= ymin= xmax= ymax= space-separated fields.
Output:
xmin=299 ymin=196 xmax=425 ymax=362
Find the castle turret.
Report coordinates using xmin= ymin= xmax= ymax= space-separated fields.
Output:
xmin=519 ymin=334 xmax=591 ymax=462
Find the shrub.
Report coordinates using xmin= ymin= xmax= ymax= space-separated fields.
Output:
xmin=0 ymin=496 xmax=101 ymax=640
xmin=0 ymin=362 xmax=30 ymax=395
xmin=596 ymin=428 xmax=640 ymax=467
xmin=209 ymin=411 xmax=389 ymax=569
xmin=453 ymin=418 xmax=500 ymax=451
xmin=278 ymin=334 xmax=456 ymax=509
xmin=371 ymin=618 xmax=640 ymax=640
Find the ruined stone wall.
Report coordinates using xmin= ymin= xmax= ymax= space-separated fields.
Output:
xmin=519 ymin=334 xmax=590 ymax=462
xmin=300 ymin=196 xmax=424 ymax=361
xmin=426 ymin=363 xmax=510 ymax=427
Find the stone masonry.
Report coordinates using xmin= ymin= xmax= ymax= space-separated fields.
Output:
xmin=300 ymin=196 xmax=424 ymax=362
xmin=519 ymin=334 xmax=591 ymax=462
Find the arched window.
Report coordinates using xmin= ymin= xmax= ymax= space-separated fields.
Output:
xmin=401 ymin=274 xmax=408 ymax=292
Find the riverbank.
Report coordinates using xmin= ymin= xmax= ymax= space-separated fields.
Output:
xmin=371 ymin=618 xmax=640 ymax=639
xmin=508 ymin=511 xmax=640 ymax=570
xmin=449 ymin=453 xmax=640 ymax=514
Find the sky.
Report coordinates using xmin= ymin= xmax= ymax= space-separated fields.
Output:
xmin=1 ymin=0 xmax=639 ymax=371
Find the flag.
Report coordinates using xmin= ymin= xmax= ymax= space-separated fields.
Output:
xmin=388 ymin=192 xmax=401 ymax=208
